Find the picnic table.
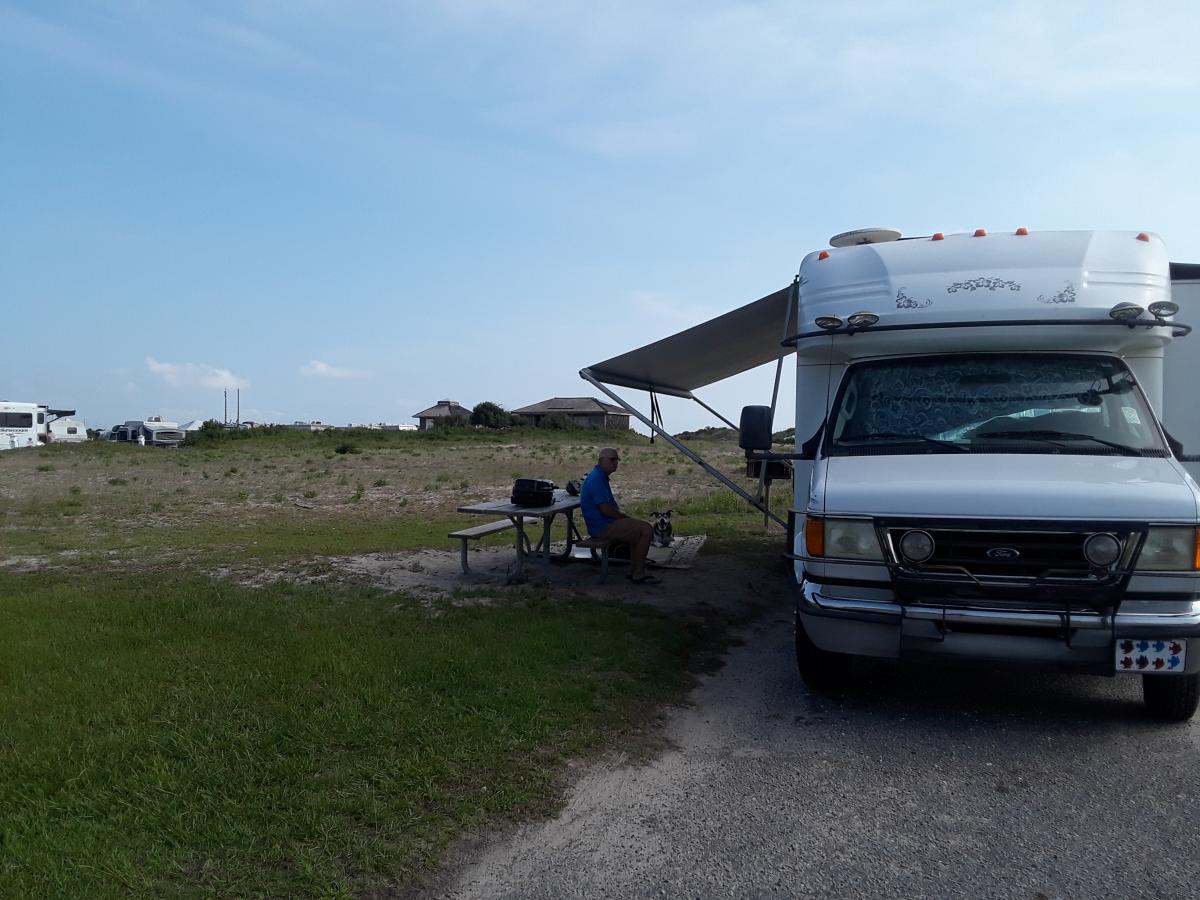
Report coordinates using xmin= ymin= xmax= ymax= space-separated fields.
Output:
xmin=456 ymin=490 xmax=585 ymax=581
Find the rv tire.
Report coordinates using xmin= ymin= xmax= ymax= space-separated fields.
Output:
xmin=794 ymin=610 xmax=853 ymax=692
xmin=1142 ymin=672 xmax=1200 ymax=722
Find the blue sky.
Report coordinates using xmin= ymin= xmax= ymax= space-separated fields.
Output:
xmin=3 ymin=1 xmax=1199 ymax=432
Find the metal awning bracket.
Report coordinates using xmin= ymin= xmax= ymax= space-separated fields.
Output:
xmin=580 ymin=368 xmax=786 ymax=528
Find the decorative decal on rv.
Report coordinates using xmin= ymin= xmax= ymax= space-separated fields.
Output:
xmin=1036 ymin=282 xmax=1076 ymax=304
xmin=946 ymin=277 xmax=1022 ymax=293
xmin=895 ymin=288 xmax=933 ymax=309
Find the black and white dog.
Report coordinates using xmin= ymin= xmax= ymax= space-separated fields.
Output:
xmin=651 ymin=510 xmax=674 ymax=548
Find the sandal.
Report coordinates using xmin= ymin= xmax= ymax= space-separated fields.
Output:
xmin=627 ymin=574 xmax=661 ymax=585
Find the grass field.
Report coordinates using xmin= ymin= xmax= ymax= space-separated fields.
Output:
xmin=0 ymin=427 xmax=787 ymax=895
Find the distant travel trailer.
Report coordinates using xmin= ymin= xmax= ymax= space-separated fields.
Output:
xmin=48 ymin=417 xmax=89 ymax=443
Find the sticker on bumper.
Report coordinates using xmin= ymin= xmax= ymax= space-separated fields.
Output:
xmin=1116 ymin=639 xmax=1186 ymax=674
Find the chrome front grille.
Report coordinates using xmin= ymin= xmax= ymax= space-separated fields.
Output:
xmin=881 ymin=524 xmax=1138 ymax=585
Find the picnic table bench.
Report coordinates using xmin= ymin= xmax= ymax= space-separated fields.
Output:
xmin=455 ymin=491 xmax=585 ymax=582
xmin=448 ymin=519 xmax=534 ymax=573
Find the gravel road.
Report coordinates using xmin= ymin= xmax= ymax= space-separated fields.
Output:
xmin=435 ymin=601 xmax=1200 ymax=899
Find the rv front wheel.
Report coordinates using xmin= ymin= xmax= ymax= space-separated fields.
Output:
xmin=1142 ymin=672 xmax=1200 ymax=722
xmin=794 ymin=610 xmax=853 ymax=692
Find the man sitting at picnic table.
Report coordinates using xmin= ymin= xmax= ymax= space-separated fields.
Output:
xmin=579 ymin=447 xmax=660 ymax=584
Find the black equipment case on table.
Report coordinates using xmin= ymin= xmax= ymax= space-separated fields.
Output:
xmin=511 ymin=478 xmax=556 ymax=507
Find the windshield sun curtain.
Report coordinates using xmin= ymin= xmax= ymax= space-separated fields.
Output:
xmin=827 ymin=354 xmax=1168 ymax=456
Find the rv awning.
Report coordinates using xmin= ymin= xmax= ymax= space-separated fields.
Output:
xmin=582 ymin=285 xmax=794 ymax=398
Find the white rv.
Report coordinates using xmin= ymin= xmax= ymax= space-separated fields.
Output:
xmin=582 ymin=229 xmax=1200 ymax=721
xmin=0 ymin=401 xmax=41 ymax=450
xmin=0 ymin=402 xmax=78 ymax=449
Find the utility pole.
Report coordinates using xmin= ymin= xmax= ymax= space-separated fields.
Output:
xmin=236 ymin=389 xmax=240 ymax=426
xmin=224 ymin=390 xmax=228 ymax=425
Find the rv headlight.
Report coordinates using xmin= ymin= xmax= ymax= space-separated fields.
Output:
xmin=1148 ymin=300 xmax=1179 ymax=318
xmin=815 ymin=315 xmax=844 ymax=330
xmin=809 ymin=517 xmax=883 ymax=561
xmin=1136 ymin=527 xmax=1200 ymax=571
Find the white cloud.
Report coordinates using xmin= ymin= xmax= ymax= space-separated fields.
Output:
xmin=145 ymin=357 xmax=249 ymax=390
xmin=300 ymin=359 xmax=367 ymax=379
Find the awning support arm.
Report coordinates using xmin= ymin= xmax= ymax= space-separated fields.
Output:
xmin=649 ymin=390 xmax=663 ymax=444
xmin=756 ymin=273 xmax=799 ymax=507
xmin=580 ymin=368 xmax=785 ymax=527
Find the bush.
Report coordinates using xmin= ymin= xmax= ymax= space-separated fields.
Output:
xmin=470 ymin=401 xmax=519 ymax=429
xmin=184 ymin=420 xmax=246 ymax=446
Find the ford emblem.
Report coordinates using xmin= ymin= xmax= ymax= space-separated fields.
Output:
xmin=987 ymin=547 xmax=1020 ymax=560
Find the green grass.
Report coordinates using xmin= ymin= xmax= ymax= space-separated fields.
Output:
xmin=0 ymin=572 xmax=700 ymax=897
xmin=0 ymin=432 xmax=783 ymax=894
xmin=0 ymin=515 xmax=528 ymax=564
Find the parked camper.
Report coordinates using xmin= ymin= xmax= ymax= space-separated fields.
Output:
xmin=784 ymin=229 xmax=1200 ymax=720
xmin=0 ymin=400 xmax=40 ymax=450
xmin=48 ymin=417 xmax=89 ymax=443
xmin=583 ymin=229 xmax=1200 ymax=721
xmin=0 ymin=402 xmax=77 ymax=448
xmin=111 ymin=416 xmax=185 ymax=447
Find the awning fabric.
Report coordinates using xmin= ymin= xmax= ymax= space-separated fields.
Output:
xmin=583 ymin=285 xmax=793 ymax=398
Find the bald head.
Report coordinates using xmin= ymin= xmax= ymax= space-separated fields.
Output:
xmin=597 ymin=447 xmax=620 ymax=474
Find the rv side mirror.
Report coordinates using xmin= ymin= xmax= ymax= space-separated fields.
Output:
xmin=739 ymin=405 xmax=773 ymax=452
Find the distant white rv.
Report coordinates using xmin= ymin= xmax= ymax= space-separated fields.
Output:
xmin=0 ymin=400 xmax=40 ymax=450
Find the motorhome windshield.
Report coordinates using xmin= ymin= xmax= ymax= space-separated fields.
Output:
xmin=827 ymin=354 xmax=1168 ymax=457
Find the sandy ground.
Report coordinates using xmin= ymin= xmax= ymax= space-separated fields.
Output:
xmin=220 ymin=540 xmax=782 ymax=616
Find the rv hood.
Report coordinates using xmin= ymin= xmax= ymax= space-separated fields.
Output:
xmin=818 ymin=454 xmax=1200 ymax=522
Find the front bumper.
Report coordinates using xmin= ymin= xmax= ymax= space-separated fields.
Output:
xmin=798 ymin=580 xmax=1200 ymax=674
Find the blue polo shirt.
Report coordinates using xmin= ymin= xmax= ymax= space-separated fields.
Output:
xmin=580 ymin=464 xmax=618 ymax=536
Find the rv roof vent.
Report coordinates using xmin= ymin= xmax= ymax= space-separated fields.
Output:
xmin=828 ymin=227 xmax=902 ymax=248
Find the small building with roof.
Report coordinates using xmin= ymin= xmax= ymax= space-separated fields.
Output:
xmin=511 ymin=397 xmax=630 ymax=430
xmin=413 ymin=399 xmax=471 ymax=430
